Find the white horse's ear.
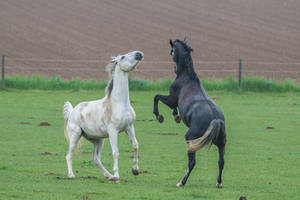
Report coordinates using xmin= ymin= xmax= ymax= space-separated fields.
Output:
xmin=106 ymin=62 xmax=116 ymax=78
xmin=111 ymin=56 xmax=118 ymax=63
xmin=106 ymin=55 xmax=120 ymax=77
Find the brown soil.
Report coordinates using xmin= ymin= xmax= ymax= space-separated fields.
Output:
xmin=1 ymin=0 xmax=300 ymax=81
xmin=157 ymin=132 xmax=178 ymax=136
xmin=39 ymin=122 xmax=51 ymax=126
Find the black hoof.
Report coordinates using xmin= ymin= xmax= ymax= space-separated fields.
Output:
xmin=132 ymin=168 xmax=139 ymax=176
xmin=174 ymin=115 xmax=181 ymax=123
xmin=157 ymin=115 xmax=164 ymax=123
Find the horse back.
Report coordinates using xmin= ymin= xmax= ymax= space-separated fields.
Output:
xmin=178 ymin=82 xmax=224 ymax=128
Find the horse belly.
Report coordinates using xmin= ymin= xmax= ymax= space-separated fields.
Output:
xmin=82 ymin=126 xmax=109 ymax=139
xmin=80 ymin=117 xmax=109 ymax=139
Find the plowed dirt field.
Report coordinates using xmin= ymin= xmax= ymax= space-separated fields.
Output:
xmin=1 ymin=0 xmax=300 ymax=81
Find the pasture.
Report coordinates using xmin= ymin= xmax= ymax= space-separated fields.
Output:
xmin=0 ymin=90 xmax=299 ymax=199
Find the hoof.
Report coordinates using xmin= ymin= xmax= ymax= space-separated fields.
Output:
xmin=157 ymin=115 xmax=164 ymax=123
xmin=107 ymin=176 xmax=120 ymax=183
xmin=216 ymin=183 xmax=222 ymax=188
xmin=132 ymin=168 xmax=139 ymax=176
xmin=68 ymin=173 xmax=75 ymax=179
xmin=174 ymin=115 xmax=181 ymax=123
xmin=176 ymin=182 xmax=184 ymax=187
xmin=104 ymin=174 xmax=114 ymax=181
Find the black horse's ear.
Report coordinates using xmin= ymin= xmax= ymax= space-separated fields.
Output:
xmin=169 ymin=39 xmax=173 ymax=47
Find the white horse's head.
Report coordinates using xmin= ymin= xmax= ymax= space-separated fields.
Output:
xmin=106 ymin=51 xmax=144 ymax=77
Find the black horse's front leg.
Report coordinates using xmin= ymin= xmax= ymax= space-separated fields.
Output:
xmin=176 ymin=152 xmax=196 ymax=187
xmin=172 ymin=108 xmax=181 ymax=123
xmin=153 ymin=94 xmax=177 ymax=123
xmin=153 ymin=94 xmax=165 ymax=123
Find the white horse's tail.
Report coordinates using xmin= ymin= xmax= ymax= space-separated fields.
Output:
xmin=63 ymin=101 xmax=73 ymax=121
xmin=63 ymin=101 xmax=82 ymax=152
xmin=63 ymin=101 xmax=73 ymax=144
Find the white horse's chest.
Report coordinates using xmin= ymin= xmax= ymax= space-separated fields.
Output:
xmin=112 ymin=104 xmax=135 ymax=131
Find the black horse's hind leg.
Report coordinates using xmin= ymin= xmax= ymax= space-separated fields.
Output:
xmin=153 ymin=94 xmax=177 ymax=123
xmin=176 ymin=152 xmax=196 ymax=187
xmin=216 ymin=145 xmax=225 ymax=188
xmin=214 ymin=122 xmax=226 ymax=188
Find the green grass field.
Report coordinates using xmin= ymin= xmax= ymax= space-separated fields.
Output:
xmin=0 ymin=90 xmax=299 ymax=199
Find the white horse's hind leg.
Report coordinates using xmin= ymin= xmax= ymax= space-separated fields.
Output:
xmin=126 ymin=125 xmax=139 ymax=175
xmin=92 ymin=139 xmax=114 ymax=180
xmin=66 ymin=125 xmax=81 ymax=178
xmin=108 ymin=128 xmax=120 ymax=182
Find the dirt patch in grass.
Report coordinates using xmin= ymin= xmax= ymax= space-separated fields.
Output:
xmin=19 ymin=121 xmax=30 ymax=125
xmin=39 ymin=122 xmax=51 ymax=126
xmin=45 ymin=172 xmax=59 ymax=176
xmin=41 ymin=152 xmax=58 ymax=156
xmin=157 ymin=132 xmax=178 ymax=136
xmin=266 ymin=126 xmax=275 ymax=130
xmin=136 ymin=119 xmax=154 ymax=122
xmin=139 ymin=170 xmax=149 ymax=174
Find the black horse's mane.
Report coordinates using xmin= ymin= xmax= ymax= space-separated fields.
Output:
xmin=173 ymin=40 xmax=198 ymax=81
xmin=174 ymin=39 xmax=193 ymax=52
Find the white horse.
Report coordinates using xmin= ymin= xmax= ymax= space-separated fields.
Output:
xmin=63 ymin=51 xmax=144 ymax=182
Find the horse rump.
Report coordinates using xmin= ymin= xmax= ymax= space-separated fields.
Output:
xmin=186 ymin=119 xmax=224 ymax=152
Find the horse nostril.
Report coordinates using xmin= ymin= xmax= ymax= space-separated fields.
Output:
xmin=135 ymin=52 xmax=143 ymax=61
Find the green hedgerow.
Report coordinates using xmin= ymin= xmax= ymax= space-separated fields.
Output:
xmin=2 ymin=75 xmax=300 ymax=92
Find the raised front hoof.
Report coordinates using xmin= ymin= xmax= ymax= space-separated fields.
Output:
xmin=216 ymin=183 xmax=222 ymax=188
xmin=157 ymin=115 xmax=164 ymax=123
xmin=176 ymin=182 xmax=184 ymax=187
xmin=174 ymin=115 xmax=181 ymax=123
xmin=132 ymin=168 xmax=139 ymax=176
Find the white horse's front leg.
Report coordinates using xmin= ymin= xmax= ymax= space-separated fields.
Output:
xmin=108 ymin=128 xmax=120 ymax=182
xmin=126 ymin=125 xmax=139 ymax=175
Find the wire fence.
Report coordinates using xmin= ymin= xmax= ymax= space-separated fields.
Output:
xmin=2 ymin=56 xmax=300 ymax=84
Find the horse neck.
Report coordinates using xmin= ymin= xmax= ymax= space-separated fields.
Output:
xmin=110 ymin=65 xmax=130 ymax=105
xmin=177 ymin=54 xmax=197 ymax=80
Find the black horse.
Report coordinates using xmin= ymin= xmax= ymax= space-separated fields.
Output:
xmin=153 ymin=39 xmax=226 ymax=187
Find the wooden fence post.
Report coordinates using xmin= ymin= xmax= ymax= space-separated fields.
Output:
xmin=1 ymin=55 xmax=5 ymax=89
xmin=238 ymin=59 xmax=242 ymax=93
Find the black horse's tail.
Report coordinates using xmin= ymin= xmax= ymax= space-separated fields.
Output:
xmin=187 ymin=119 xmax=224 ymax=152
xmin=202 ymin=119 xmax=224 ymax=147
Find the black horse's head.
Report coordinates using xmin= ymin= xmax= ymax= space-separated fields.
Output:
xmin=169 ymin=39 xmax=196 ymax=78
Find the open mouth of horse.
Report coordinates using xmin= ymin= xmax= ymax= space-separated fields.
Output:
xmin=132 ymin=60 xmax=140 ymax=69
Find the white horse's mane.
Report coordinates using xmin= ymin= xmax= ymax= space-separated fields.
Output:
xmin=106 ymin=56 xmax=119 ymax=77
xmin=105 ymin=56 xmax=120 ymax=95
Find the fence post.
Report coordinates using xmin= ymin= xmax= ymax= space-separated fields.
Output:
xmin=1 ymin=55 xmax=5 ymax=90
xmin=238 ymin=59 xmax=242 ymax=93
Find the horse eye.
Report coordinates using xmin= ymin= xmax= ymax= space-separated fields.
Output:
xmin=121 ymin=56 xmax=125 ymax=60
